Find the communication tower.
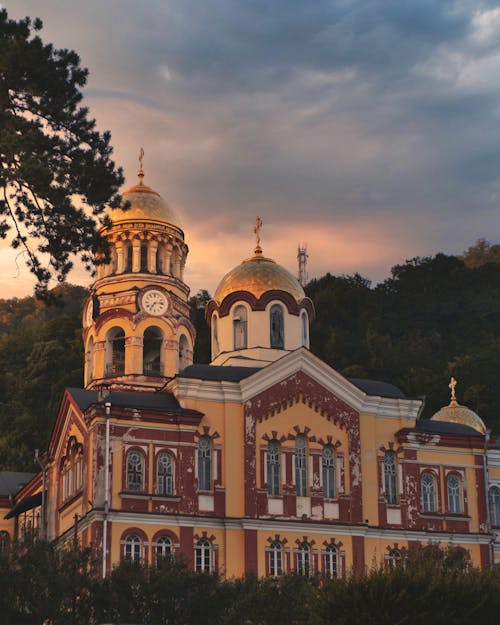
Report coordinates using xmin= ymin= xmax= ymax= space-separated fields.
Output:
xmin=297 ymin=244 xmax=308 ymax=287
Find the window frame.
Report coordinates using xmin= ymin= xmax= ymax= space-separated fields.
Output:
xmin=267 ymin=440 xmax=281 ymax=496
xmin=421 ymin=471 xmax=437 ymax=513
xmin=295 ymin=435 xmax=308 ymax=497
xmin=384 ymin=450 xmax=398 ymax=506
xmin=198 ymin=436 xmax=212 ymax=492
xmin=296 ymin=542 xmax=311 ymax=577
xmin=489 ymin=485 xmax=500 ymax=526
xmin=233 ymin=305 xmax=248 ymax=350
xmin=446 ymin=473 xmax=462 ymax=514
xmin=268 ymin=540 xmax=284 ymax=577
xmin=323 ymin=544 xmax=339 ymax=578
xmin=194 ymin=537 xmax=213 ymax=573
xmin=156 ymin=451 xmax=174 ymax=496
xmin=269 ymin=303 xmax=285 ymax=349
xmin=322 ymin=445 xmax=335 ymax=499
xmin=124 ymin=534 xmax=142 ymax=562
xmin=126 ymin=449 xmax=145 ymax=492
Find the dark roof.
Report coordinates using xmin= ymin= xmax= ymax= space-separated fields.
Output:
xmin=67 ymin=387 xmax=183 ymax=412
xmin=0 ymin=471 xmax=35 ymax=497
xmin=348 ymin=378 xmax=406 ymax=399
xmin=4 ymin=491 xmax=44 ymax=519
xmin=178 ymin=364 xmax=260 ymax=382
xmin=415 ymin=418 xmax=481 ymax=437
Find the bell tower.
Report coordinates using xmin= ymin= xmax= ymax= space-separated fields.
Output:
xmin=82 ymin=151 xmax=195 ymax=390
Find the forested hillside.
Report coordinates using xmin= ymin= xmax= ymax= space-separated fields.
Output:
xmin=1 ymin=245 xmax=500 ymax=471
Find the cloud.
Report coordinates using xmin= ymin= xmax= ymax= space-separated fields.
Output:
xmin=6 ymin=0 xmax=500 ymax=298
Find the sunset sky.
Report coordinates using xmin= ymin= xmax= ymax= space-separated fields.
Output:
xmin=4 ymin=0 xmax=500 ymax=298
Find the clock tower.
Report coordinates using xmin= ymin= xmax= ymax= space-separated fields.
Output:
xmin=82 ymin=156 xmax=195 ymax=390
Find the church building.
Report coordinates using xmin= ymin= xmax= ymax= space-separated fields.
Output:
xmin=2 ymin=161 xmax=500 ymax=575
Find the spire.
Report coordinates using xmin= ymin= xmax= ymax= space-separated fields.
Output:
xmin=253 ymin=215 xmax=263 ymax=256
xmin=138 ymin=147 xmax=145 ymax=185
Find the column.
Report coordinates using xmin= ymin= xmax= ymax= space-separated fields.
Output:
xmin=132 ymin=239 xmax=141 ymax=273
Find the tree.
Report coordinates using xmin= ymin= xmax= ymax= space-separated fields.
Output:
xmin=0 ymin=9 xmax=124 ymax=297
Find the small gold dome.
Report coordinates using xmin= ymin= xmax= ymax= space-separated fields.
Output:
xmin=431 ymin=399 xmax=486 ymax=435
xmin=108 ymin=179 xmax=183 ymax=231
xmin=214 ymin=250 xmax=306 ymax=305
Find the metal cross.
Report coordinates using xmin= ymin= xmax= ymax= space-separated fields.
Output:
xmin=449 ymin=377 xmax=457 ymax=402
xmin=139 ymin=147 xmax=145 ymax=171
xmin=254 ymin=216 xmax=263 ymax=247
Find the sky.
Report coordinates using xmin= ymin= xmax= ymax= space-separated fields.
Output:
xmin=3 ymin=0 xmax=500 ymax=298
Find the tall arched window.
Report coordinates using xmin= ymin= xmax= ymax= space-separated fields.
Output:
xmin=194 ymin=538 xmax=212 ymax=572
xmin=421 ymin=472 xmax=437 ymax=513
xmin=384 ymin=451 xmax=397 ymax=505
xmin=178 ymin=334 xmax=190 ymax=371
xmin=233 ymin=305 xmax=247 ymax=350
xmin=447 ymin=474 xmax=462 ymax=514
xmin=267 ymin=440 xmax=280 ymax=496
xmin=86 ymin=336 xmax=94 ymax=385
xmin=269 ymin=541 xmax=283 ymax=577
xmin=301 ymin=312 xmax=308 ymax=347
xmin=322 ymin=445 xmax=335 ymax=499
xmin=296 ymin=542 xmax=311 ymax=576
xmin=157 ymin=452 xmax=174 ymax=496
xmin=124 ymin=534 xmax=141 ymax=562
xmin=105 ymin=327 xmax=125 ymax=376
xmin=127 ymin=451 xmax=144 ymax=492
xmin=198 ymin=436 xmax=212 ymax=491
xmin=212 ymin=314 xmax=219 ymax=358
xmin=489 ymin=486 xmax=500 ymax=526
xmin=295 ymin=435 xmax=307 ymax=497
xmin=270 ymin=304 xmax=284 ymax=348
xmin=156 ymin=243 xmax=165 ymax=274
xmin=140 ymin=241 xmax=149 ymax=272
xmin=156 ymin=536 xmax=172 ymax=563
xmin=143 ymin=326 xmax=163 ymax=376
xmin=124 ymin=242 xmax=132 ymax=273
xmin=324 ymin=544 xmax=338 ymax=578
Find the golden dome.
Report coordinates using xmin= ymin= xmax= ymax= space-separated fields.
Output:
xmin=431 ymin=401 xmax=486 ymax=434
xmin=108 ymin=177 xmax=183 ymax=231
xmin=214 ymin=249 xmax=306 ymax=305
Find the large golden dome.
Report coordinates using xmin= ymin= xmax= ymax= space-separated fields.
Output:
xmin=214 ymin=249 xmax=306 ymax=305
xmin=108 ymin=176 xmax=182 ymax=231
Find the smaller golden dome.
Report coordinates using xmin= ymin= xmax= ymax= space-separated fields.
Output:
xmin=430 ymin=378 xmax=486 ymax=434
xmin=108 ymin=176 xmax=182 ymax=231
xmin=214 ymin=248 xmax=306 ymax=305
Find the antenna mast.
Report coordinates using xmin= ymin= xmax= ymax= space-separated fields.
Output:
xmin=297 ymin=243 xmax=308 ymax=287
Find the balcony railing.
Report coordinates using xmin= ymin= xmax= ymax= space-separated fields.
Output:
xmin=105 ymin=360 xmax=125 ymax=376
xmin=143 ymin=362 xmax=163 ymax=377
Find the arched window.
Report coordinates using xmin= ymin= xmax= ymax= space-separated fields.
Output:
xmin=124 ymin=534 xmax=141 ymax=562
xmin=322 ymin=445 xmax=335 ymax=499
xmin=127 ymin=451 xmax=144 ymax=492
xmin=421 ymin=472 xmax=437 ymax=513
xmin=233 ymin=305 xmax=247 ymax=350
xmin=157 ymin=452 xmax=174 ymax=496
xmin=198 ymin=436 xmax=212 ymax=491
xmin=86 ymin=336 xmax=94 ymax=385
xmin=140 ymin=241 xmax=149 ymax=272
xmin=156 ymin=242 xmax=165 ymax=274
xmin=212 ymin=314 xmax=219 ymax=358
xmin=270 ymin=304 xmax=284 ymax=349
xmin=267 ymin=440 xmax=280 ymax=496
xmin=0 ymin=531 xmax=10 ymax=556
xmin=105 ymin=327 xmax=125 ymax=376
xmin=268 ymin=541 xmax=283 ymax=577
xmin=324 ymin=544 xmax=339 ymax=578
xmin=387 ymin=548 xmax=402 ymax=570
xmin=109 ymin=244 xmax=118 ymax=275
xmin=143 ymin=326 xmax=163 ymax=376
xmin=124 ymin=242 xmax=132 ymax=273
xmin=447 ymin=474 xmax=462 ymax=514
xmin=194 ymin=538 xmax=212 ymax=572
xmin=178 ymin=334 xmax=190 ymax=371
xmin=384 ymin=451 xmax=397 ymax=505
xmin=295 ymin=435 xmax=308 ymax=497
xmin=156 ymin=536 xmax=172 ymax=562
xmin=301 ymin=312 xmax=308 ymax=347
xmin=489 ymin=485 xmax=500 ymax=526
xmin=296 ymin=542 xmax=311 ymax=576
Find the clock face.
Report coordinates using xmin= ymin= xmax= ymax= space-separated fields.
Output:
xmin=141 ymin=289 xmax=169 ymax=316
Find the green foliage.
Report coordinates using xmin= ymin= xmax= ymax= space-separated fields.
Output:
xmin=1 ymin=541 xmax=499 ymax=625
xmin=0 ymin=8 xmax=124 ymax=296
xmin=189 ymin=289 xmax=212 ymax=364
xmin=0 ymin=284 xmax=86 ymax=471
